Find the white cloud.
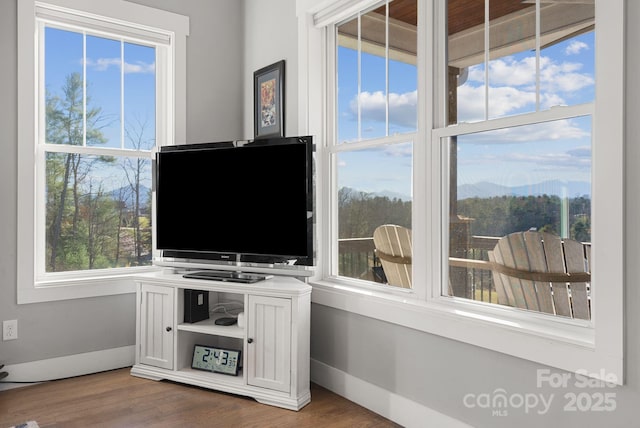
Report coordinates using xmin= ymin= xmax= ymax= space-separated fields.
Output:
xmin=460 ymin=53 xmax=593 ymax=122
xmin=86 ymin=57 xmax=120 ymax=71
xmin=565 ymin=41 xmax=589 ymax=55
xmin=349 ymin=90 xmax=417 ymax=129
xmin=456 ymin=84 xmax=537 ymax=122
xmin=487 ymin=56 xmax=537 ymax=87
xmin=85 ymin=58 xmax=155 ymax=74
xmin=382 ymin=142 xmax=412 ymax=158
xmin=539 ymin=58 xmax=593 ymax=93
xmin=460 ymin=119 xmax=589 ymax=145
xmin=124 ymin=61 xmax=156 ymax=74
xmin=458 ymin=142 xmax=592 ymax=185
xmin=495 ymin=146 xmax=592 ymax=174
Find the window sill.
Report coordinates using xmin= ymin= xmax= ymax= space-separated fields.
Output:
xmin=18 ymin=267 xmax=160 ymax=304
xmin=309 ymin=279 xmax=621 ymax=383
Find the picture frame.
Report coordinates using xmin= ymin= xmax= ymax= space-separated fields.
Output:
xmin=254 ymin=60 xmax=285 ymax=139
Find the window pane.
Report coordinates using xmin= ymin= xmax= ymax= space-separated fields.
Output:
xmin=388 ymin=0 xmax=417 ymax=134
xmin=45 ymin=27 xmax=84 ymax=145
xmin=540 ymin=22 xmax=595 ymax=110
xmin=86 ymin=35 xmax=122 ymax=148
xmin=45 ymin=153 xmax=153 ymax=272
xmin=359 ymin=7 xmax=387 ymax=140
xmin=449 ymin=1 xmax=595 ymax=122
xmin=447 ymin=117 xmax=592 ymax=314
xmin=336 ymin=44 xmax=359 ymax=143
xmin=336 ymin=142 xmax=413 ymax=287
xmin=487 ymin=1 xmax=536 ymax=119
xmin=336 ymin=2 xmax=417 ymax=142
xmin=124 ymin=42 xmax=156 ymax=150
xmin=448 ymin=0 xmax=485 ymax=123
xmin=360 ymin=49 xmax=387 ymax=140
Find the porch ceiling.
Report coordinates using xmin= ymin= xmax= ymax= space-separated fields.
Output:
xmin=337 ymin=0 xmax=595 ymax=68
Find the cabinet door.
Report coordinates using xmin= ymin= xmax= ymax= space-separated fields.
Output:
xmin=247 ymin=295 xmax=291 ymax=393
xmin=139 ymin=283 xmax=174 ymax=370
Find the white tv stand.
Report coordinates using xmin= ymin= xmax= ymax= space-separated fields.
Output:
xmin=130 ymin=270 xmax=312 ymax=411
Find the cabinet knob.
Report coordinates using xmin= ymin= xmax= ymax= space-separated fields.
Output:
xmin=247 ymin=338 xmax=253 ymax=344
xmin=166 ymin=326 xmax=172 ymax=332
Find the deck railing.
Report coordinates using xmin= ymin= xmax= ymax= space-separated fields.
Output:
xmin=337 ymin=235 xmax=500 ymax=302
xmin=338 ymin=235 xmax=591 ymax=304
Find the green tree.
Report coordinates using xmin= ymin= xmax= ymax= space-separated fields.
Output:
xmin=338 ymin=187 xmax=411 ymax=239
xmin=45 ymin=73 xmax=112 ymax=271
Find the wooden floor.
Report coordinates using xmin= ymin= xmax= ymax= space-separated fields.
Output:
xmin=0 ymin=368 xmax=401 ymax=427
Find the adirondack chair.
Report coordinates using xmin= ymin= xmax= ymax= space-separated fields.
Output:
xmin=489 ymin=231 xmax=591 ymax=320
xmin=373 ymin=224 xmax=412 ymax=288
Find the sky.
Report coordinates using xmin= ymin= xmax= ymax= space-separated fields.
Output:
xmin=44 ymin=26 xmax=157 ymax=192
xmin=336 ymin=29 xmax=595 ymax=200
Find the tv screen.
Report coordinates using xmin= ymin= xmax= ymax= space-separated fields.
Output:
xmin=155 ymin=136 xmax=313 ymax=267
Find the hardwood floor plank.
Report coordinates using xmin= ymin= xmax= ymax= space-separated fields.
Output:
xmin=0 ymin=368 xmax=400 ymax=427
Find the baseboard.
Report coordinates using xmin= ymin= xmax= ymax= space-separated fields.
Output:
xmin=310 ymin=358 xmax=471 ymax=428
xmin=0 ymin=345 xmax=135 ymax=391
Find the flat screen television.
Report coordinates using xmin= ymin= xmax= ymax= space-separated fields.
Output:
xmin=155 ymin=136 xmax=314 ymax=274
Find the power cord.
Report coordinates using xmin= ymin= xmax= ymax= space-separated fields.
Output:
xmin=209 ymin=302 xmax=243 ymax=318
xmin=0 ymin=363 xmax=7 ymax=380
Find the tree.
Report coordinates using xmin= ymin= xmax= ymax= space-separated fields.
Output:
xmin=45 ymin=73 xmax=110 ymax=271
xmin=338 ymin=187 xmax=411 ymax=239
xmin=122 ymin=115 xmax=154 ymax=266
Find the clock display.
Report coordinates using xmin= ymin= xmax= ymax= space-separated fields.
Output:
xmin=191 ymin=344 xmax=241 ymax=376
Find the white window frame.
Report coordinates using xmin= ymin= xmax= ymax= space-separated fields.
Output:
xmin=17 ymin=0 xmax=189 ymax=303
xmin=297 ymin=0 xmax=624 ymax=382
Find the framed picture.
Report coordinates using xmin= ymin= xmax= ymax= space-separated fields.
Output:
xmin=254 ymin=60 xmax=285 ymax=139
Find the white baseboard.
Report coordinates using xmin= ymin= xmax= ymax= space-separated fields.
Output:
xmin=0 ymin=345 xmax=135 ymax=391
xmin=310 ymin=359 xmax=471 ymax=428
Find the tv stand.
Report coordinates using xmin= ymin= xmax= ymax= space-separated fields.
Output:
xmin=182 ymin=269 xmax=272 ymax=283
xmin=131 ymin=271 xmax=311 ymax=411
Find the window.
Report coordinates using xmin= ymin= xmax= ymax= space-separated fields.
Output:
xmin=18 ymin=0 xmax=189 ymax=303
xmin=299 ymin=0 xmax=623 ymax=382
xmin=443 ymin=1 xmax=595 ymax=317
xmin=332 ymin=1 xmax=416 ymax=289
xmin=43 ymin=26 xmax=156 ymax=273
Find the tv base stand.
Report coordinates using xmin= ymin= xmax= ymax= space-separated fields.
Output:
xmin=182 ymin=269 xmax=272 ymax=283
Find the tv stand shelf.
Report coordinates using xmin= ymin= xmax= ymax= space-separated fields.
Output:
xmin=177 ymin=314 xmax=245 ymax=338
xmin=130 ymin=270 xmax=312 ymax=411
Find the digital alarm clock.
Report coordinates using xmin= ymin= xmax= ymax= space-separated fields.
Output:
xmin=191 ymin=344 xmax=241 ymax=376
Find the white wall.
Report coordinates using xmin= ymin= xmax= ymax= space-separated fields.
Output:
xmin=242 ymin=0 xmax=299 ymax=140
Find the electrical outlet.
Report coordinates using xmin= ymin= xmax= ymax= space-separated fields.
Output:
xmin=3 ymin=320 xmax=17 ymax=341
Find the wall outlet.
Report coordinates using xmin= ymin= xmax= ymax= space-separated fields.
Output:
xmin=3 ymin=320 xmax=17 ymax=341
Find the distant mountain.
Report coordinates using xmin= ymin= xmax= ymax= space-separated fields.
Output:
xmin=110 ymin=184 xmax=151 ymax=208
xmin=340 ymin=179 xmax=590 ymax=203
xmin=456 ymin=182 xmax=512 ymax=199
xmin=340 ymin=187 xmax=412 ymax=202
xmin=457 ymin=180 xmax=591 ymax=200
xmin=371 ymin=190 xmax=411 ymax=201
